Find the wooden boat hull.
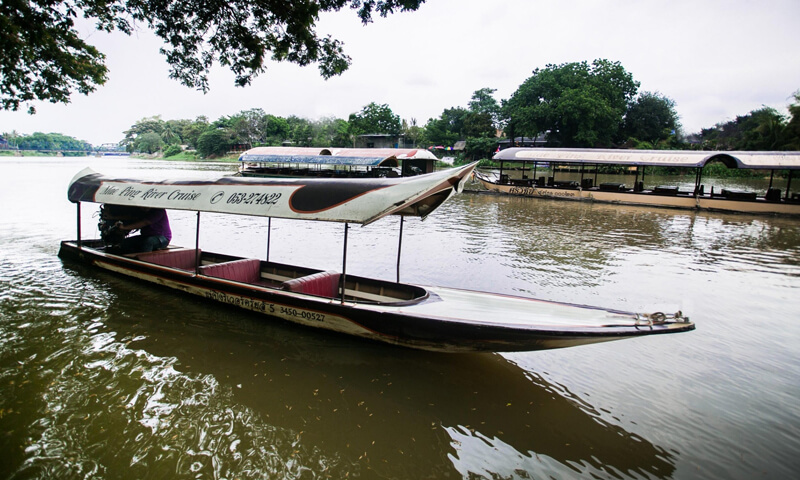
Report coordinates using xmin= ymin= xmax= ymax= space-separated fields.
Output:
xmin=58 ymin=241 xmax=694 ymax=353
xmin=475 ymin=174 xmax=800 ymax=215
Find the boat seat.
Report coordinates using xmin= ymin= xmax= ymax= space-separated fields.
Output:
xmin=137 ymin=249 xmax=199 ymax=270
xmin=282 ymin=271 xmax=341 ymax=298
xmin=198 ymin=258 xmax=262 ymax=283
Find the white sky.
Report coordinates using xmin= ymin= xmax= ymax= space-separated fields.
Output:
xmin=1 ymin=0 xmax=799 ymax=146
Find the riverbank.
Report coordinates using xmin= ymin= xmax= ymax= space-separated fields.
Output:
xmin=0 ymin=149 xmax=241 ymax=161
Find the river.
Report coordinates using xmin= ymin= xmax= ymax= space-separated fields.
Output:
xmin=1 ymin=157 xmax=798 ymax=479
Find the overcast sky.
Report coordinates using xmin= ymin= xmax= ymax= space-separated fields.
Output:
xmin=2 ymin=0 xmax=799 ymax=146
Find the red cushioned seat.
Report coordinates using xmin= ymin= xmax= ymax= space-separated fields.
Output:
xmin=281 ymin=271 xmax=341 ymax=297
xmin=137 ymin=249 xmax=199 ymax=270
xmin=198 ymin=258 xmax=262 ymax=283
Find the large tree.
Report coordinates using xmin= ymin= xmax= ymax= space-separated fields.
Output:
xmin=622 ymin=91 xmax=680 ymax=145
xmin=348 ymin=102 xmax=402 ymax=135
xmin=1 ymin=1 xmax=426 ymax=114
xmin=468 ymin=87 xmax=502 ymax=130
xmin=503 ymin=59 xmax=639 ymax=147
xmin=424 ymin=107 xmax=468 ymax=146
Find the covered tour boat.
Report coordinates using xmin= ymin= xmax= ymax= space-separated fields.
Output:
xmin=475 ymin=148 xmax=800 ymax=216
xmin=59 ymin=163 xmax=693 ymax=353
xmin=237 ymin=147 xmax=437 ymax=178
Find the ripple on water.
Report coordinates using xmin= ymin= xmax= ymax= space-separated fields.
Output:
xmin=0 ymin=244 xmax=340 ymax=479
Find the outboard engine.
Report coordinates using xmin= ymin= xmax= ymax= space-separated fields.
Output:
xmin=98 ymin=204 xmax=137 ymax=247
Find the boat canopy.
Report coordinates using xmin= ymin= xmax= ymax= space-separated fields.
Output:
xmin=66 ymin=163 xmax=476 ymax=226
xmin=493 ymin=148 xmax=800 ymax=170
xmin=239 ymin=147 xmax=437 ymax=167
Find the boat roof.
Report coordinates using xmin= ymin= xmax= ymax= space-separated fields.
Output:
xmin=66 ymin=163 xmax=476 ymax=226
xmin=493 ymin=148 xmax=800 ymax=169
xmin=239 ymin=147 xmax=437 ymax=167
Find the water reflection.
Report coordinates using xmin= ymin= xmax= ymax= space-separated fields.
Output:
xmin=75 ymin=267 xmax=677 ymax=479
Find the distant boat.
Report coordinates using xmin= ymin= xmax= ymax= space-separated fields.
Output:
xmin=237 ymin=147 xmax=437 ymax=178
xmin=475 ymin=148 xmax=800 ymax=216
xmin=58 ymin=164 xmax=693 ymax=353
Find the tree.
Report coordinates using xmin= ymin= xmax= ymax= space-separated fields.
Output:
xmin=1 ymin=1 xmax=426 ymax=114
xmin=622 ymin=91 xmax=680 ymax=144
xmin=349 ymin=102 xmax=402 ymax=135
xmin=181 ymin=117 xmax=211 ymax=149
xmin=403 ymin=118 xmax=423 ymax=147
xmin=230 ymin=108 xmax=269 ymax=145
xmin=424 ymin=107 xmax=468 ymax=146
xmin=503 ymin=59 xmax=640 ymax=147
xmin=123 ymin=116 xmax=165 ymax=151
xmin=264 ymin=114 xmax=290 ymax=145
xmin=468 ymin=87 xmax=502 ymax=129
xmin=782 ymin=91 xmax=800 ymax=150
xmin=196 ymin=129 xmax=233 ymax=157
xmin=13 ymin=132 xmax=90 ymax=153
xmin=313 ymin=117 xmax=350 ymax=147
xmin=701 ymin=107 xmax=786 ymax=150
xmin=135 ymin=132 xmax=164 ymax=154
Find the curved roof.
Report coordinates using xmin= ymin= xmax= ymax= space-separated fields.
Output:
xmin=239 ymin=146 xmax=437 ymax=167
xmin=493 ymin=148 xmax=800 ymax=169
xmin=66 ymin=163 xmax=476 ymax=226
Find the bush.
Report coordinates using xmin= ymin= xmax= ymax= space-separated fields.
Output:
xmin=163 ymin=145 xmax=183 ymax=157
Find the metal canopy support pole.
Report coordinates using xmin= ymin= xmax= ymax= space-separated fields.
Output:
xmin=77 ymin=202 xmax=82 ymax=248
xmin=266 ymin=217 xmax=272 ymax=262
xmin=341 ymin=223 xmax=349 ymax=304
xmin=396 ymin=216 xmax=404 ymax=283
xmin=694 ymin=168 xmax=701 ymax=196
xmin=532 ymin=162 xmax=538 ymax=184
xmin=768 ymin=170 xmax=775 ymax=191
xmin=786 ymin=170 xmax=793 ymax=201
xmin=194 ymin=211 xmax=201 ymax=275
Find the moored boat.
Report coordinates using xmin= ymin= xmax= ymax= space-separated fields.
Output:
xmin=59 ymin=163 xmax=694 ymax=353
xmin=237 ymin=147 xmax=437 ymax=178
xmin=475 ymin=148 xmax=800 ymax=216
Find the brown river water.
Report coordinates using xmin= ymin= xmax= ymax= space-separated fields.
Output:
xmin=1 ymin=157 xmax=799 ymax=479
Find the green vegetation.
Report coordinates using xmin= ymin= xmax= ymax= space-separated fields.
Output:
xmin=1 ymin=1 xmax=425 ymax=114
xmin=0 ymin=131 xmax=91 ymax=156
xmin=4 ymin=51 xmax=800 ymax=161
xmin=504 ymin=60 xmax=639 ymax=147
xmin=697 ymin=95 xmax=800 ymax=151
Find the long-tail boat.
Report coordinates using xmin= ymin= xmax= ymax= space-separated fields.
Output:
xmin=475 ymin=148 xmax=800 ymax=216
xmin=237 ymin=147 xmax=437 ymax=178
xmin=59 ymin=162 xmax=694 ymax=352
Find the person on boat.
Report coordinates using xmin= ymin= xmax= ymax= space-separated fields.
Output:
xmin=103 ymin=206 xmax=172 ymax=253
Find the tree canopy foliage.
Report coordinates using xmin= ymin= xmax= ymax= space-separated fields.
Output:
xmin=423 ymin=88 xmax=499 ymax=159
xmin=622 ymin=91 xmax=680 ymax=146
xmin=348 ymin=102 xmax=402 ymax=137
xmin=700 ymin=106 xmax=788 ymax=151
xmin=7 ymin=52 xmax=800 ymax=159
xmin=503 ymin=59 xmax=639 ymax=147
xmin=2 ymin=131 xmax=90 ymax=154
xmin=1 ymin=0 xmax=425 ymax=113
